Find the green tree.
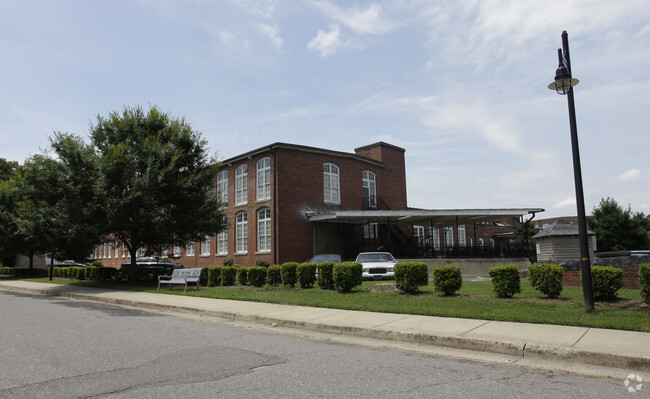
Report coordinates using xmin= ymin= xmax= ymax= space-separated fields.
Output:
xmin=588 ymin=197 xmax=650 ymax=252
xmin=86 ymin=105 xmax=226 ymax=282
xmin=510 ymin=220 xmax=540 ymax=262
xmin=0 ymin=160 xmax=20 ymax=264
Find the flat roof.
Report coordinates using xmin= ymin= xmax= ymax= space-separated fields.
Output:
xmin=307 ymin=208 xmax=545 ymax=227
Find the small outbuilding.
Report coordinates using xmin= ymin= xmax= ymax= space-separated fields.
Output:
xmin=533 ymin=219 xmax=596 ymax=264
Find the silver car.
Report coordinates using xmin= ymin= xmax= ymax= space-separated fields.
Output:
xmin=355 ymin=252 xmax=397 ymax=280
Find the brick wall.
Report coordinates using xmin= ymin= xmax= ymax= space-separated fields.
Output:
xmin=563 ymin=266 xmax=640 ymax=290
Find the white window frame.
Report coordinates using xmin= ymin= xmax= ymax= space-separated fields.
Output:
xmin=414 ymin=226 xmax=425 ymax=246
xmin=363 ymin=222 xmax=378 ymax=239
xmin=236 ymin=212 xmax=248 ymax=254
xmin=430 ymin=227 xmax=441 ymax=250
xmin=217 ymin=230 xmax=228 ymax=255
xmin=186 ymin=241 xmax=195 ymax=257
xmin=235 ymin=164 xmax=248 ymax=205
xmin=256 ymin=157 xmax=271 ymax=201
xmin=172 ymin=243 xmax=181 ymax=258
xmin=122 ymin=242 xmax=127 ymax=258
xmin=362 ymin=170 xmax=376 ymax=208
xmin=217 ymin=170 xmax=228 ymax=203
xmin=323 ymin=163 xmax=340 ymax=204
xmin=444 ymin=227 xmax=454 ymax=248
xmin=457 ymin=225 xmax=466 ymax=247
xmin=257 ymin=208 xmax=271 ymax=252
xmin=200 ymin=235 xmax=211 ymax=256
xmin=479 ymin=238 xmax=485 ymax=247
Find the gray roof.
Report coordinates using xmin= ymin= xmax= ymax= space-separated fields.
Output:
xmin=533 ymin=219 xmax=595 ymax=238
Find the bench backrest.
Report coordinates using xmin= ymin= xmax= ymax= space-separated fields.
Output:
xmin=171 ymin=268 xmax=202 ymax=279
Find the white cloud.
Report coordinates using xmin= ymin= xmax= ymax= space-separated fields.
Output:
xmin=258 ymin=24 xmax=283 ymax=48
xmin=307 ymin=24 xmax=361 ymax=57
xmin=310 ymin=1 xmax=399 ymax=35
xmin=232 ymin=0 xmax=276 ymax=18
xmin=219 ymin=30 xmax=236 ymax=48
xmin=616 ymin=168 xmax=641 ymax=182
xmin=554 ymin=197 xmax=576 ymax=209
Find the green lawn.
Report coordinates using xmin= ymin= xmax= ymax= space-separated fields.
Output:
xmin=21 ymin=277 xmax=650 ymax=333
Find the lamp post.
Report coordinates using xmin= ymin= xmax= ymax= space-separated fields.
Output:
xmin=548 ymin=31 xmax=595 ymax=313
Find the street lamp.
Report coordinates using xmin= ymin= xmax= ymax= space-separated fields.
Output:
xmin=548 ymin=31 xmax=595 ymax=313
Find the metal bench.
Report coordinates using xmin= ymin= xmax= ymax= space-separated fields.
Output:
xmin=157 ymin=268 xmax=202 ymax=292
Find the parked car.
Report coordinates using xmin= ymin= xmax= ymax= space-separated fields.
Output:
xmin=53 ymin=260 xmax=86 ymax=267
xmin=309 ymin=254 xmax=342 ymax=264
xmin=120 ymin=257 xmax=182 ymax=270
xmin=355 ymin=252 xmax=397 ymax=280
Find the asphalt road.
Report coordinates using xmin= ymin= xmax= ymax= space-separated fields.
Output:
xmin=0 ymin=291 xmax=637 ymax=398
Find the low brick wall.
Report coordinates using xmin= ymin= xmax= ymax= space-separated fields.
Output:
xmin=563 ymin=266 xmax=640 ymax=290
xmin=400 ymin=258 xmax=531 ymax=278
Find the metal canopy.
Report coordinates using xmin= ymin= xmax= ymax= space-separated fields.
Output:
xmin=307 ymin=208 xmax=544 ymax=227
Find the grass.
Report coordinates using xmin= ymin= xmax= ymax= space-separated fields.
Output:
xmin=19 ymin=276 xmax=650 ymax=333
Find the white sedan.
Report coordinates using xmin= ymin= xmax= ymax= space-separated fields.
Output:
xmin=355 ymin=252 xmax=397 ymax=280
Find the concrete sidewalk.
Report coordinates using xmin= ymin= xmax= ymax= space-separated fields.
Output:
xmin=1 ymin=280 xmax=649 ymax=373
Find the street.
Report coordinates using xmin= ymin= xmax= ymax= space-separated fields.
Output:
xmin=0 ymin=291 xmax=638 ymax=398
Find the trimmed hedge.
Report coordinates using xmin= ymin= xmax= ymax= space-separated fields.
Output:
xmin=589 ymin=265 xmax=623 ymax=300
xmin=255 ymin=260 xmax=270 ymax=268
xmin=640 ymin=263 xmax=650 ymax=302
xmin=317 ymin=262 xmax=335 ymax=290
xmin=333 ymin=262 xmax=362 ymax=292
xmin=237 ymin=266 xmax=249 ymax=286
xmin=267 ymin=265 xmax=282 ymax=286
xmin=206 ymin=266 xmax=222 ymax=287
xmin=432 ymin=265 xmax=462 ymax=296
xmin=223 ymin=258 xmax=234 ymax=266
xmin=394 ymin=262 xmax=429 ymax=294
xmin=529 ymin=263 xmax=564 ymax=298
xmin=297 ymin=263 xmax=317 ymax=288
xmin=247 ymin=267 xmax=267 ymax=287
xmin=221 ymin=266 xmax=237 ymax=286
xmin=281 ymin=262 xmax=298 ymax=287
xmin=489 ymin=264 xmax=521 ymax=298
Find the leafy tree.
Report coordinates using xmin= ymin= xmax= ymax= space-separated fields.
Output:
xmin=86 ymin=105 xmax=226 ymax=282
xmin=588 ymin=197 xmax=650 ymax=252
xmin=510 ymin=220 xmax=540 ymax=262
xmin=0 ymin=160 xmax=20 ymax=264
xmin=0 ymin=158 xmax=18 ymax=181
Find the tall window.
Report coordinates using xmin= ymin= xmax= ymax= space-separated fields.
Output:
xmin=107 ymin=242 xmax=112 ymax=258
xmin=323 ymin=163 xmax=340 ymax=204
xmin=217 ymin=170 xmax=228 ymax=203
xmin=457 ymin=225 xmax=466 ymax=247
xmin=200 ymin=235 xmax=211 ymax=256
xmin=122 ymin=242 xmax=127 ymax=258
xmin=186 ymin=241 xmax=195 ymax=257
xmin=217 ymin=216 xmax=228 ymax=255
xmin=430 ymin=227 xmax=441 ymax=250
xmin=257 ymin=208 xmax=271 ymax=252
xmin=235 ymin=165 xmax=248 ymax=205
xmin=364 ymin=222 xmax=378 ymax=239
xmin=414 ymin=226 xmax=425 ymax=246
xmin=173 ymin=243 xmax=181 ymax=258
xmin=256 ymin=157 xmax=271 ymax=201
xmin=444 ymin=227 xmax=454 ymax=248
xmin=236 ymin=212 xmax=248 ymax=253
xmin=362 ymin=170 xmax=376 ymax=208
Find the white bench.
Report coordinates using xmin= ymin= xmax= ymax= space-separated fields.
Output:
xmin=157 ymin=268 xmax=202 ymax=292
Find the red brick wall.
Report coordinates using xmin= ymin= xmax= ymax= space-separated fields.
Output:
xmin=563 ymin=266 xmax=640 ymax=290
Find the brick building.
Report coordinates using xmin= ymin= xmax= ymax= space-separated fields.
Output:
xmin=95 ymin=142 xmax=543 ymax=268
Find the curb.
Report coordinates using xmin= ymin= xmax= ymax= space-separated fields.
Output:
xmin=2 ymin=283 xmax=649 ymax=373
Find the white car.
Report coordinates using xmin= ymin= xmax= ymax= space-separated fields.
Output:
xmin=355 ymin=252 xmax=397 ymax=280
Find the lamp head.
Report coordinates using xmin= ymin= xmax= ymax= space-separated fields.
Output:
xmin=548 ymin=49 xmax=578 ymax=95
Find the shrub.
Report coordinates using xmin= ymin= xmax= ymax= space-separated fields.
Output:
xmin=223 ymin=258 xmax=234 ymax=266
xmin=267 ymin=265 xmax=282 ymax=286
xmin=91 ymin=260 xmax=103 ymax=267
xmin=221 ymin=266 xmax=237 ymax=286
xmin=297 ymin=263 xmax=317 ymax=288
xmin=200 ymin=268 xmax=209 ymax=286
xmin=394 ymin=262 xmax=429 ymax=294
xmin=207 ymin=267 xmax=222 ymax=287
xmin=281 ymin=262 xmax=298 ymax=287
xmin=247 ymin=267 xmax=267 ymax=287
xmin=333 ymin=262 xmax=363 ymax=292
xmin=317 ymin=262 xmax=335 ymax=290
xmin=84 ymin=266 xmax=102 ymax=281
xmin=237 ymin=266 xmax=249 ymax=285
xmin=432 ymin=264 xmax=462 ymax=296
xmin=255 ymin=260 xmax=270 ymax=268
xmin=640 ymin=263 xmax=650 ymax=302
xmin=529 ymin=263 xmax=564 ymax=298
xmin=588 ymin=265 xmax=623 ymax=300
xmin=489 ymin=264 xmax=521 ymax=298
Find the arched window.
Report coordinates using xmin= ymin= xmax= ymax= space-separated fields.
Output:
xmin=257 ymin=208 xmax=271 ymax=252
xmin=256 ymin=157 xmax=271 ymax=201
xmin=362 ymin=170 xmax=376 ymax=208
xmin=323 ymin=163 xmax=340 ymax=204
xmin=235 ymin=165 xmax=248 ymax=205
xmin=217 ymin=170 xmax=228 ymax=203
xmin=236 ymin=212 xmax=248 ymax=254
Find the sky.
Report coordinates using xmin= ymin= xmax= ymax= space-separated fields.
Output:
xmin=1 ymin=0 xmax=649 ymax=220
